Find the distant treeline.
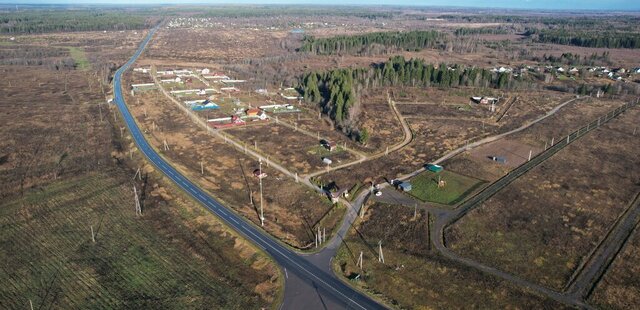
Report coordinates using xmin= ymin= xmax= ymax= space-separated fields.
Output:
xmin=301 ymin=56 xmax=518 ymax=140
xmin=454 ymin=27 xmax=509 ymax=36
xmin=439 ymin=14 xmax=640 ymax=28
xmin=527 ymin=28 xmax=640 ymax=49
xmin=193 ymin=6 xmax=392 ymax=19
xmin=533 ymin=52 xmax=611 ymax=66
xmin=0 ymin=11 xmax=151 ymax=34
xmin=299 ymin=30 xmax=445 ymax=55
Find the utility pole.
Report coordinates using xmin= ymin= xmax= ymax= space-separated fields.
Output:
xmin=551 ymin=137 xmax=554 ymax=146
xmin=259 ymin=159 xmax=264 ymax=226
xmin=133 ymin=185 xmax=142 ymax=216
xmin=323 ymin=227 xmax=326 ymax=243
xmin=357 ymin=251 xmax=363 ymax=270
xmin=528 ymin=149 xmax=532 ymax=162
xmin=378 ymin=241 xmax=384 ymax=263
xmin=91 ymin=225 xmax=95 ymax=243
xmin=200 ymin=161 xmax=204 ymax=175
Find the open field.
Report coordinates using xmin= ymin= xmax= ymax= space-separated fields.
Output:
xmin=67 ymin=46 xmax=90 ymax=70
xmin=225 ymin=123 xmax=359 ymax=175
xmin=314 ymin=115 xmax=490 ymax=194
xmin=407 ymin=170 xmax=485 ymax=205
xmin=445 ymin=98 xmax=624 ymax=182
xmin=124 ymin=72 xmax=344 ymax=248
xmin=0 ymin=62 xmax=280 ymax=308
xmin=590 ymin=222 xmax=640 ymax=309
xmin=1 ymin=30 xmax=145 ymax=71
xmin=446 ymin=107 xmax=640 ymax=290
xmin=0 ymin=171 xmax=279 ymax=309
xmin=333 ymin=202 xmax=565 ymax=309
xmin=147 ymin=28 xmax=290 ymax=63
xmin=0 ymin=67 xmax=110 ymax=199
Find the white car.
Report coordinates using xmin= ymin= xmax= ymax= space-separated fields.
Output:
xmin=374 ymin=190 xmax=382 ymax=197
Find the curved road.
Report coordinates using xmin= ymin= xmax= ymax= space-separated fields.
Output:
xmin=114 ymin=27 xmax=385 ymax=310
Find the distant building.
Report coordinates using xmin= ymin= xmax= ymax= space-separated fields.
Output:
xmin=471 ymin=96 xmax=498 ymax=105
xmin=398 ymin=182 xmax=412 ymax=192
xmin=246 ymin=108 xmax=261 ymax=117
xmin=489 ymin=156 xmax=507 ymax=164
xmin=322 ymin=140 xmax=337 ymax=152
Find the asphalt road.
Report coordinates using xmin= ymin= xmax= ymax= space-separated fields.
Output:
xmin=113 ymin=27 xmax=385 ymax=310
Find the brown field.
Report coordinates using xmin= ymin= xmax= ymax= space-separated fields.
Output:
xmin=334 ymin=202 xmax=565 ymax=309
xmin=0 ymin=61 xmax=280 ymax=308
xmin=591 ymin=224 xmax=640 ymax=309
xmin=0 ymin=67 xmax=110 ymax=198
xmin=225 ymin=123 xmax=359 ymax=175
xmin=445 ymin=98 xmax=624 ymax=182
xmin=147 ymin=28 xmax=290 ymax=63
xmin=124 ymin=73 xmax=344 ymax=248
xmin=446 ymin=107 xmax=640 ymax=290
xmin=469 ymin=138 xmax=541 ymax=167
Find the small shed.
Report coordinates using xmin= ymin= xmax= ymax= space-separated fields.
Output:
xmin=426 ymin=164 xmax=443 ymax=173
xmin=399 ymin=182 xmax=412 ymax=192
xmin=489 ymin=156 xmax=507 ymax=164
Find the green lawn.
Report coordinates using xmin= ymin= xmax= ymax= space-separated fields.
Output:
xmin=67 ymin=46 xmax=90 ymax=70
xmin=407 ymin=170 xmax=485 ymax=205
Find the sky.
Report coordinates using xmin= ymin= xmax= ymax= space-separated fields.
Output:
xmin=5 ymin=0 xmax=640 ymax=11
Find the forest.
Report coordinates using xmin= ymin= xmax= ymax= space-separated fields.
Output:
xmin=301 ymin=56 xmax=517 ymax=140
xmin=527 ymin=28 xmax=640 ymax=48
xmin=454 ymin=27 xmax=509 ymax=36
xmin=299 ymin=30 xmax=445 ymax=55
xmin=0 ymin=10 xmax=151 ymax=34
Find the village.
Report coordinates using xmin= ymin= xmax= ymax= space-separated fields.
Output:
xmin=125 ymin=59 xmax=637 ymax=216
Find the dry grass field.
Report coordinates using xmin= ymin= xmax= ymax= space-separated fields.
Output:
xmin=225 ymin=123 xmax=359 ymax=175
xmin=0 ymin=171 xmax=280 ymax=309
xmin=0 ymin=62 xmax=280 ymax=308
xmin=147 ymin=28 xmax=290 ymax=63
xmin=445 ymin=98 xmax=624 ymax=182
xmin=333 ymin=202 xmax=566 ymax=309
xmin=446 ymin=107 xmax=640 ymax=290
xmin=590 ymin=223 xmax=640 ymax=309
